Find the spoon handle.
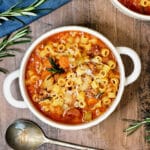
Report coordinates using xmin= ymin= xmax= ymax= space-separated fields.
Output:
xmin=44 ymin=137 xmax=103 ymax=150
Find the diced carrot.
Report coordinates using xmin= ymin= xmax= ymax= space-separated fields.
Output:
xmin=54 ymin=106 xmax=63 ymax=116
xmin=41 ymin=71 xmax=50 ymax=79
xmin=87 ymin=98 xmax=98 ymax=106
xmin=42 ymin=58 xmax=52 ymax=68
xmin=58 ymin=56 xmax=69 ymax=69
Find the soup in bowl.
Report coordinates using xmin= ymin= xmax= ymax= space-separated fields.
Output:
xmin=25 ymin=31 xmax=120 ymax=125
xmin=111 ymin=0 xmax=150 ymax=21
xmin=3 ymin=26 xmax=141 ymax=130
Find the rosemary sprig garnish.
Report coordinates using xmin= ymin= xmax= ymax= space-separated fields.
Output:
xmin=0 ymin=26 xmax=31 ymax=73
xmin=0 ymin=0 xmax=50 ymax=25
xmin=123 ymin=118 xmax=150 ymax=142
xmin=46 ymin=57 xmax=65 ymax=79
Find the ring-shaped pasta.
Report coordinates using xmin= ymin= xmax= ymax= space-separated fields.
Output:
xmin=70 ymin=61 xmax=77 ymax=68
xmin=94 ymin=76 xmax=101 ymax=83
xmin=57 ymin=78 xmax=66 ymax=87
xmin=78 ymin=101 xmax=86 ymax=108
xmin=32 ymin=94 xmax=39 ymax=102
xmin=57 ymin=44 xmax=65 ymax=52
xmin=103 ymin=64 xmax=110 ymax=73
xmin=65 ymin=79 xmax=74 ymax=88
xmin=111 ymin=78 xmax=119 ymax=87
xmin=91 ymin=80 xmax=99 ymax=89
xmin=100 ymin=78 xmax=108 ymax=86
xmin=67 ymin=72 xmax=76 ymax=79
xmin=108 ymin=60 xmax=116 ymax=69
xmin=101 ymin=48 xmax=110 ymax=57
xmin=140 ymin=0 xmax=150 ymax=7
xmin=92 ymin=56 xmax=102 ymax=64
xmin=99 ymin=70 xmax=107 ymax=78
xmin=102 ymin=97 xmax=111 ymax=105
xmin=99 ymin=85 xmax=107 ymax=93
xmin=80 ymin=36 xmax=88 ymax=44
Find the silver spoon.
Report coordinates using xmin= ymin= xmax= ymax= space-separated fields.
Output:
xmin=5 ymin=119 xmax=103 ymax=150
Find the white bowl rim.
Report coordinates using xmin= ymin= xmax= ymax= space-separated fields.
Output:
xmin=111 ymin=0 xmax=150 ymax=21
xmin=19 ymin=26 xmax=125 ymax=130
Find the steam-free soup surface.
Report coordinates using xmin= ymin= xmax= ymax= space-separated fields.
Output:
xmin=25 ymin=31 xmax=120 ymax=124
xmin=119 ymin=0 xmax=150 ymax=15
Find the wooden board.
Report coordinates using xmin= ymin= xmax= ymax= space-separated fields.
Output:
xmin=0 ymin=0 xmax=150 ymax=149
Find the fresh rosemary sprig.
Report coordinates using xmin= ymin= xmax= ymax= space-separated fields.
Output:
xmin=123 ymin=118 xmax=150 ymax=142
xmin=0 ymin=0 xmax=50 ymax=25
xmin=46 ymin=57 xmax=65 ymax=78
xmin=0 ymin=26 xmax=31 ymax=73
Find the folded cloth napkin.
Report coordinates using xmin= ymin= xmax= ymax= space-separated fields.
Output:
xmin=0 ymin=0 xmax=71 ymax=38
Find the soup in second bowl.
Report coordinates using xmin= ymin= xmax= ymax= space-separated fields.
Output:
xmin=25 ymin=31 xmax=120 ymax=124
xmin=119 ymin=0 xmax=150 ymax=15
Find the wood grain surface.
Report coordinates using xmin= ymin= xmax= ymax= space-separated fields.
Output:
xmin=0 ymin=0 xmax=150 ymax=150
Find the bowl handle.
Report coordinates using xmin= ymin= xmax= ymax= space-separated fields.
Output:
xmin=3 ymin=70 xmax=28 ymax=108
xmin=116 ymin=47 xmax=141 ymax=86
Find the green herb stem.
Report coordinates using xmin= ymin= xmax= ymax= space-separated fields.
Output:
xmin=0 ymin=0 xmax=50 ymax=24
xmin=0 ymin=26 xmax=31 ymax=73
xmin=46 ymin=57 xmax=65 ymax=78
xmin=123 ymin=118 xmax=150 ymax=142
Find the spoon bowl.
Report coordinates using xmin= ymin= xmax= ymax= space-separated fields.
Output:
xmin=5 ymin=119 xmax=45 ymax=150
xmin=5 ymin=119 xmax=102 ymax=150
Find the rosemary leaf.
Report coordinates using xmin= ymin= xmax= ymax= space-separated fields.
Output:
xmin=0 ymin=67 xmax=8 ymax=73
xmin=10 ymin=39 xmax=32 ymax=45
xmin=21 ymin=12 xmax=37 ymax=16
xmin=123 ymin=117 xmax=150 ymax=142
xmin=123 ymin=122 xmax=143 ymax=136
xmin=31 ymin=0 xmax=46 ymax=8
xmin=11 ymin=16 xmax=26 ymax=25
xmin=0 ymin=26 xmax=31 ymax=73
xmin=0 ymin=0 xmax=50 ymax=24
xmin=46 ymin=57 xmax=65 ymax=77
xmin=48 ymin=57 xmax=59 ymax=69
xmin=0 ymin=53 xmax=15 ymax=58
xmin=33 ymin=8 xmax=53 ymax=12
xmin=7 ymin=1 xmax=21 ymax=11
xmin=122 ymin=118 xmax=141 ymax=122
xmin=145 ymin=118 xmax=150 ymax=122
xmin=146 ymin=135 xmax=150 ymax=142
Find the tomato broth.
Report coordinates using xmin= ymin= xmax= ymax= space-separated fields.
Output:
xmin=25 ymin=31 xmax=120 ymax=124
xmin=119 ymin=0 xmax=150 ymax=15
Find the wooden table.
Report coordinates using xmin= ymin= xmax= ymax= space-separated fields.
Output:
xmin=0 ymin=0 xmax=150 ymax=150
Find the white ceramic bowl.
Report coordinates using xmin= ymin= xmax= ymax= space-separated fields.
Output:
xmin=3 ymin=26 xmax=141 ymax=130
xmin=111 ymin=0 xmax=150 ymax=21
